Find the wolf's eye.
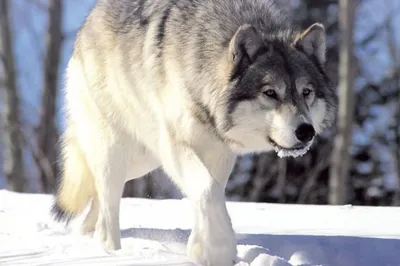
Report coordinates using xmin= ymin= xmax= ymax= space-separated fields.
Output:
xmin=302 ymin=88 xmax=313 ymax=97
xmin=264 ymin=89 xmax=278 ymax=99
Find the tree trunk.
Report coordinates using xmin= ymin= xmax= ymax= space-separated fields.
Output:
xmin=384 ymin=15 xmax=400 ymax=205
xmin=0 ymin=0 xmax=26 ymax=192
xmin=329 ymin=0 xmax=357 ymax=205
xmin=392 ymin=67 xmax=400 ymax=205
xmin=36 ymin=0 xmax=63 ymax=193
xmin=276 ymin=158 xmax=287 ymax=203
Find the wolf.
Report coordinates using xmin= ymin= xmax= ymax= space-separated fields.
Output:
xmin=51 ymin=0 xmax=337 ymax=265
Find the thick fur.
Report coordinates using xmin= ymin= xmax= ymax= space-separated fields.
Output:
xmin=51 ymin=124 xmax=96 ymax=222
xmin=51 ymin=0 xmax=338 ymax=265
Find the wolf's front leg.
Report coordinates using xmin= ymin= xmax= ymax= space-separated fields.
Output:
xmin=160 ymin=129 xmax=237 ymax=266
xmin=187 ymin=182 xmax=237 ymax=266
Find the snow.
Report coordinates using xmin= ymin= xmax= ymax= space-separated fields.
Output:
xmin=1 ymin=190 xmax=400 ymax=266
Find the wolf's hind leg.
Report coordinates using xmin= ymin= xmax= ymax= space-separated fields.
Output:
xmin=81 ymin=196 xmax=99 ymax=235
xmin=81 ymin=144 xmax=160 ymax=237
xmin=81 ymin=131 xmax=132 ymax=250
xmin=89 ymin=140 xmax=128 ymax=250
xmin=87 ymin=135 xmax=160 ymax=250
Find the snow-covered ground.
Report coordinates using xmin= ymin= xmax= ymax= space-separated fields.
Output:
xmin=1 ymin=190 xmax=400 ymax=266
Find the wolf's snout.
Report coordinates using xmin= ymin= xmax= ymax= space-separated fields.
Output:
xmin=295 ymin=123 xmax=315 ymax=143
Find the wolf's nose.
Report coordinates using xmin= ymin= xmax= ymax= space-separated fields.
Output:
xmin=295 ymin=123 xmax=315 ymax=143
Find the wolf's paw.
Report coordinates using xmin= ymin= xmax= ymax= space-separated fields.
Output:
xmin=95 ymin=233 xmax=121 ymax=250
xmin=93 ymin=224 xmax=121 ymax=250
xmin=187 ymin=236 xmax=237 ymax=266
xmin=81 ymin=222 xmax=96 ymax=236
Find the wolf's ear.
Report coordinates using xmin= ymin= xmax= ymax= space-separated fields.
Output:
xmin=294 ymin=23 xmax=326 ymax=65
xmin=229 ymin=24 xmax=266 ymax=77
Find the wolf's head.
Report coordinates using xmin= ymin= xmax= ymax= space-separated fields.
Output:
xmin=219 ymin=23 xmax=337 ymax=157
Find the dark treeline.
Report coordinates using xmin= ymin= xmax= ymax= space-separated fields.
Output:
xmin=1 ymin=0 xmax=399 ymax=206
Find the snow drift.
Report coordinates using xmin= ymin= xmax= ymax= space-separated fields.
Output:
xmin=1 ymin=190 xmax=400 ymax=266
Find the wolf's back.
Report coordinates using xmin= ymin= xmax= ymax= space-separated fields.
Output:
xmin=82 ymin=0 xmax=291 ymax=101
xmin=91 ymin=0 xmax=290 ymax=61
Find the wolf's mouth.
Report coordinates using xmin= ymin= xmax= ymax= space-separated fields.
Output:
xmin=267 ymin=137 xmax=311 ymax=158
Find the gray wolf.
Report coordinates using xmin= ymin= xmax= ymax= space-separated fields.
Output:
xmin=51 ymin=0 xmax=337 ymax=265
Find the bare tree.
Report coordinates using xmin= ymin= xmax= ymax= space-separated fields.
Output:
xmin=384 ymin=14 xmax=400 ymax=205
xmin=329 ymin=0 xmax=358 ymax=205
xmin=36 ymin=0 xmax=63 ymax=193
xmin=0 ymin=0 xmax=26 ymax=192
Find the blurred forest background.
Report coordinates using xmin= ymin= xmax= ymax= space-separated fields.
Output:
xmin=1 ymin=0 xmax=399 ymax=206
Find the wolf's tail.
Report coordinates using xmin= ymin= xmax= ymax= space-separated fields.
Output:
xmin=51 ymin=132 xmax=95 ymax=223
